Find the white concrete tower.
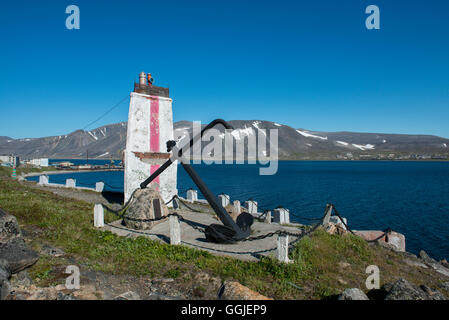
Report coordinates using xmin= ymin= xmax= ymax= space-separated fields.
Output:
xmin=124 ymin=72 xmax=177 ymax=204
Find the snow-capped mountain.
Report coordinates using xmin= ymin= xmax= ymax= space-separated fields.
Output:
xmin=1 ymin=120 xmax=448 ymax=160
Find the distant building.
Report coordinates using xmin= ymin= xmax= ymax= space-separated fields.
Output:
xmin=55 ymin=161 xmax=74 ymax=168
xmin=0 ymin=155 xmax=20 ymax=167
xmin=28 ymin=158 xmax=49 ymax=167
xmin=77 ymin=164 xmax=92 ymax=170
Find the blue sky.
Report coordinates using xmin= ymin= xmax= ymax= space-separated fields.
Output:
xmin=0 ymin=0 xmax=448 ymax=139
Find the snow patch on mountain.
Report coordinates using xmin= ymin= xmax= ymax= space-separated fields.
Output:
xmin=296 ymin=130 xmax=328 ymax=140
xmin=231 ymin=126 xmax=254 ymax=140
xmin=88 ymin=131 xmax=98 ymax=141
xmin=252 ymin=121 xmax=267 ymax=137
xmin=352 ymin=144 xmax=375 ymax=151
xmin=96 ymin=152 xmax=109 ymax=158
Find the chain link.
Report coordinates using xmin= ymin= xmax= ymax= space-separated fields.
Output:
xmin=329 ymin=204 xmax=392 ymax=243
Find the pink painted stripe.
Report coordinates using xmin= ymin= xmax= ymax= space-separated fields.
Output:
xmin=149 ymin=97 xmax=160 ymax=187
xmin=150 ymin=165 xmax=161 ymax=185
xmin=150 ymin=97 xmax=160 ymax=152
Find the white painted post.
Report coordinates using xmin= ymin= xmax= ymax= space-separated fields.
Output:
xmin=322 ymin=204 xmax=333 ymax=226
xmin=284 ymin=208 xmax=290 ymax=224
xmin=273 ymin=208 xmax=290 ymax=224
xmin=218 ymin=194 xmax=230 ymax=207
xmin=245 ymin=200 xmax=258 ymax=214
xmin=330 ymin=216 xmax=348 ymax=230
xmin=124 ymin=88 xmax=177 ymax=204
xmin=38 ymin=175 xmax=49 ymax=185
xmin=233 ymin=200 xmax=241 ymax=214
xmin=277 ymin=234 xmax=292 ymax=263
xmin=169 ymin=215 xmax=181 ymax=245
xmin=94 ymin=204 xmax=104 ymax=227
xmin=65 ymin=178 xmax=76 ymax=188
xmin=95 ymin=181 xmax=105 ymax=192
xmin=186 ymin=189 xmax=198 ymax=203
xmin=265 ymin=211 xmax=272 ymax=224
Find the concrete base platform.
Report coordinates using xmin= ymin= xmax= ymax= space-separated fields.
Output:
xmin=353 ymin=230 xmax=406 ymax=252
xmin=103 ymin=210 xmax=306 ymax=261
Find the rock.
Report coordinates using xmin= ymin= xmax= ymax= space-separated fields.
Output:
xmin=0 ymin=259 xmax=11 ymax=285
xmin=325 ymin=223 xmax=348 ymax=236
xmin=438 ymin=281 xmax=449 ymax=292
xmin=10 ymin=270 xmax=32 ymax=286
xmin=403 ymin=258 xmax=428 ymax=269
xmin=0 ymin=238 xmax=39 ymax=273
xmin=440 ymin=259 xmax=449 ymax=268
xmin=226 ymin=204 xmax=241 ymax=222
xmin=329 ymin=216 xmax=347 ymax=230
xmin=192 ymin=272 xmax=222 ymax=298
xmin=27 ymin=285 xmax=59 ymax=300
xmin=41 ymin=244 xmax=65 ymax=257
xmin=338 ymin=288 xmax=369 ymax=300
xmin=383 ymin=279 xmax=426 ymax=300
xmin=71 ymin=284 xmax=103 ymax=300
xmin=122 ymin=187 xmax=169 ymax=230
xmin=338 ymin=261 xmax=351 ymax=269
xmin=419 ymin=285 xmax=447 ymax=300
xmin=57 ymin=292 xmax=78 ymax=300
xmin=148 ymin=293 xmax=183 ymax=300
xmin=383 ymin=278 xmax=446 ymax=300
xmin=419 ymin=250 xmax=436 ymax=263
xmin=152 ymin=278 xmax=175 ymax=283
xmin=218 ymin=281 xmax=273 ymax=300
xmin=418 ymin=250 xmax=449 ymax=277
xmin=0 ymin=209 xmax=21 ymax=244
xmin=0 ymin=280 xmax=12 ymax=300
xmin=3 ymin=282 xmax=81 ymax=300
xmin=114 ymin=291 xmax=141 ymax=300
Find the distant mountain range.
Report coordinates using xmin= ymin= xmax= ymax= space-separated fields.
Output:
xmin=1 ymin=121 xmax=448 ymax=160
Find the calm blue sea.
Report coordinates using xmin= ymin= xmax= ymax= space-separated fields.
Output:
xmin=28 ymin=161 xmax=449 ymax=260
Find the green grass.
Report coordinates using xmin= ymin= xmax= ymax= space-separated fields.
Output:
xmin=0 ymin=166 xmax=57 ymax=177
xmin=0 ymin=177 xmax=446 ymax=299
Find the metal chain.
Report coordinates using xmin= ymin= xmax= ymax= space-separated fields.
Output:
xmin=329 ymin=204 xmax=393 ymax=243
xmin=171 ymin=195 xmax=203 ymax=213
xmin=120 ymin=211 xmax=207 ymax=234
xmin=102 ymin=188 xmax=139 ymax=217
xmin=103 ymin=190 xmax=330 ymax=245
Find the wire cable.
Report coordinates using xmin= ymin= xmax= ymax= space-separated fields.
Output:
xmin=82 ymin=95 xmax=129 ymax=130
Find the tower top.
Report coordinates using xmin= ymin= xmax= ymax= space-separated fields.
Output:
xmin=134 ymin=72 xmax=169 ymax=98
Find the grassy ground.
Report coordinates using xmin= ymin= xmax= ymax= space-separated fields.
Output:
xmin=0 ymin=177 xmax=447 ymax=299
xmin=0 ymin=166 xmax=56 ymax=177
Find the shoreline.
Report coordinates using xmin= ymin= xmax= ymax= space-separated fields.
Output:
xmin=21 ymin=168 xmax=124 ymax=178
